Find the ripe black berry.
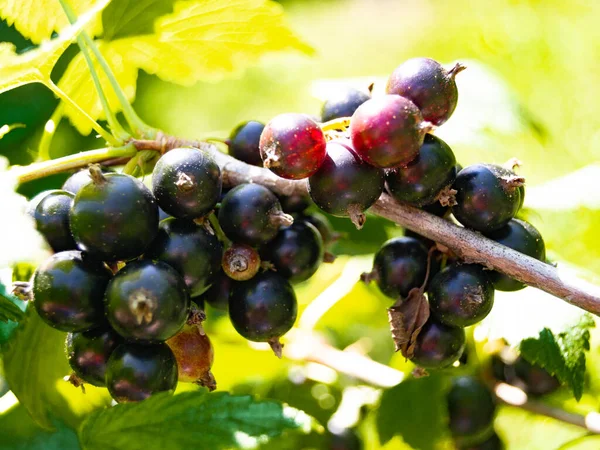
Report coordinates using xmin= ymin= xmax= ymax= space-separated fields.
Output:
xmin=386 ymin=57 xmax=465 ymax=126
xmin=66 ymin=326 xmax=123 ymax=387
xmin=484 ymin=219 xmax=545 ymax=291
xmin=104 ymin=260 xmax=190 ymax=342
xmin=33 ymin=250 xmax=112 ymax=332
xmin=201 ymin=271 xmax=232 ymax=311
xmin=145 ymin=218 xmax=223 ymax=296
xmin=222 ymin=243 xmax=261 ymax=281
xmin=308 ymin=140 xmax=384 ymax=228
xmin=261 ymin=221 xmax=323 ymax=283
xmin=452 ymin=164 xmax=523 ymax=232
xmin=229 ymin=271 xmax=297 ymax=354
xmin=447 ymin=376 xmax=496 ymax=437
xmin=29 ymin=189 xmax=76 ymax=252
xmin=409 ymin=317 xmax=465 ymax=369
xmin=152 ymin=148 xmax=222 ymax=220
xmin=321 ymin=87 xmax=370 ymax=122
xmin=260 ymin=113 xmax=327 ymax=180
xmin=350 ymin=95 xmax=431 ymax=168
xmin=428 ymin=264 xmax=494 ymax=328
xmin=218 ymin=184 xmax=292 ymax=246
xmin=296 ymin=212 xmax=337 ymax=247
xmin=363 ymin=237 xmax=429 ymax=299
xmin=514 ymin=356 xmax=559 ymax=396
xmin=69 ymin=168 xmax=158 ymax=261
xmin=62 ymin=166 xmax=113 ymax=194
xmin=106 ymin=342 xmax=178 ymax=403
xmin=277 ymin=192 xmax=311 ymax=213
xmin=386 ymin=134 xmax=457 ymax=206
xmin=167 ymin=324 xmax=214 ymax=385
xmin=228 ymin=120 xmax=265 ymax=166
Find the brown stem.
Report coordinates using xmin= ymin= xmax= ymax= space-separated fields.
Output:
xmin=269 ymin=210 xmax=294 ymax=227
xmin=196 ymin=370 xmax=217 ymax=392
xmin=323 ymin=251 xmax=337 ymax=263
xmin=268 ymin=338 xmax=284 ymax=359
xmin=448 ymin=62 xmax=467 ymax=78
xmin=88 ymin=164 xmax=107 ymax=185
xmin=347 ymin=204 xmax=366 ymax=230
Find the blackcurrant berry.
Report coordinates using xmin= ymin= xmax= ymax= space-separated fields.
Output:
xmin=152 ymin=148 xmax=222 ymax=220
xmin=166 ymin=324 xmax=214 ymax=385
xmin=308 ymin=140 xmax=384 ymax=228
xmin=277 ymin=192 xmax=311 ymax=213
xmin=447 ymin=376 xmax=496 ymax=437
xmin=106 ymin=342 xmax=178 ymax=403
xmin=229 ymin=271 xmax=297 ymax=353
xmin=321 ymin=87 xmax=370 ymax=122
xmin=386 ymin=134 xmax=457 ymax=206
xmin=201 ymin=270 xmax=232 ymax=311
xmin=104 ymin=260 xmax=190 ymax=342
xmin=66 ymin=326 xmax=123 ymax=387
xmin=29 ymin=189 xmax=77 ymax=252
xmin=484 ymin=219 xmax=545 ymax=291
xmin=145 ymin=218 xmax=223 ymax=296
xmin=409 ymin=317 xmax=465 ymax=369
xmin=350 ymin=95 xmax=431 ymax=168
xmin=69 ymin=168 xmax=158 ymax=261
xmin=261 ymin=221 xmax=323 ymax=283
xmin=452 ymin=164 xmax=523 ymax=233
xmin=33 ymin=250 xmax=112 ymax=332
xmin=296 ymin=212 xmax=337 ymax=247
xmin=218 ymin=184 xmax=292 ymax=246
xmin=363 ymin=237 xmax=429 ymax=299
xmin=62 ymin=166 xmax=113 ymax=195
xmin=458 ymin=432 xmax=504 ymax=450
xmin=259 ymin=113 xmax=327 ymax=180
xmin=222 ymin=243 xmax=261 ymax=281
xmin=228 ymin=120 xmax=265 ymax=166
xmin=514 ymin=356 xmax=559 ymax=396
xmin=386 ymin=58 xmax=465 ymax=126
xmin=428 ymin=264 xmax=494 ymax=328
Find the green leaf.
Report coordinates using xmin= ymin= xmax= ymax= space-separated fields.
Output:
xmin=102 ymin=0 xmax=176 ymax=40
xmin=376 ymin=374 xmax=449 ymax=449
xmin=0 ymin=0 xmax=103 ymax=44
xmin=79 ymin=390 xmax=318 ymax=450
xmin=0 ymin=283 xmax=25 ymax=323
xmin=0 ymin=0 xmax=111 ymax=94
xmin=520 ymin=315 xmax=595 ymax=401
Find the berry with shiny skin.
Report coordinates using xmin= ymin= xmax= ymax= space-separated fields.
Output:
xmin=428 ymin=264 xmax=494 ymax=328
xmin=167 ymin=324 xmax=214 ymax=384
xmin=152 ymin=148 xmax=221 ymax=220
xmin=66 ymin=326 xmax=123 ymax=387
xmin=308 ymin=140 xmax=384 ymax=228
xmin=29 ymin=189 xmax=76 ymax=252
xmin=409 ymin=317 xmax=466 ymax=369
xmin=452 ymin=164 xmax=523 ymax=232
xmin=386 ymin=134 xmax=457 ymax=206
xmin=202 ymin=271 xmax=232 ymax=311
xmin=218 ymin=184 xmax=292 ymax=246
xmin=106 ymin=342 xmax=178 ymax=403
xmin=350 ymin=95 xmax=431 ymax=168
xmin=386 ymin=57 xmax=465 ymax=126
xmin=228 ymin=120 xmax=265 ymax=166
xmin=222 ymin=243 xmax=261 ymax=281
xmin=447 ymin=376 xmax=496 ymax=437
xmin=262 ymin=221 xmax=323 ymax=283
xmin=297 ymin=212 xmax=337 ymax=247
xmin=321 ymin=87 xmax=370 ymax=122
xmin=484 ymin=219 xmax=545 ymax=291
xmin=104 ymin=260 xmax=190 ymax=342
xmin=62 ymin=166 xmax=113 ymax=195
xmin=365 ymin=237 xmax=429 ymax=299
xmin=69 ymin=168 xmax=158 ymax=261
xmin=145 ymin=218 xmax=222 ymax=296
xmin=33 ymin=250 xmax=112 ymax=332
xmin=260 ymin=113 xmax=327 ymax=180
xmin=277 ymin=192 xmax=311 ymax=213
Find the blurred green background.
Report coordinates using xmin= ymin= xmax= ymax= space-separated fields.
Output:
xmin=2 ymin=0 xmax=600 ymax=449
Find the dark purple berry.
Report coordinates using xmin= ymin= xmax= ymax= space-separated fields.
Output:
xmin=228 ymin=120 xmax=265 ymax=166
xmin=104 ymin=260 xmax=190 ymax=342
xmin=386 ymin=134 xmax=456 ymax=206
xmin=145 ymin=218 xmax=223 ymax=296
xmin=321 ymin=87 xmax=370 ymax=122
xmin=350 ymin=95 xmax=431 ymax=168
xmin=66 ymin=326 xmax=123 ymax=386
xmin=222 ymin=243 xmax=261 ymax=281
xmin=218 ymin=184 xmax=292 ymax=246
xmin=428 ymin=264 xmax=494 ymax=328
xmin=106 ymin=342 xmax=178 ymax=403
xmin=514 ymin=357 xmax=560 ymax=396
xmin=484 ymin=219 xmax=545 ymax=291
xmin=33 ymin=250 xmax=112 ymax=332
xmin=62 ymin=166 xmax=113 ymax=195
xmin=297 ymin=212 xmax=337 ymax=247
xmin=152 ymin=148 xmax=222 ymax=220
xmin=69 ymin=168 xmax=158 ymax=261
xmin=447 ymin=376 xmax=496 ymax=437
xmin=308 ymin=140 xmax=384 ymax=228
xmin=452 ymin=164 xmax=523 ymax=233
xmin=260 ymin=113 xmax=327 ymax=180
xmin=409 ymin=317 xmax=465 ymax=369
xmin=277 ymin=192 xmax=311 ymax=213
xmin=202 ymin=271 xmax=232 ymax=311
xmin=386 ymin=57 xmax=465 ymax=126
xmin=29 ymin=189 xmax=76 ymax=252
